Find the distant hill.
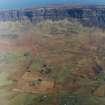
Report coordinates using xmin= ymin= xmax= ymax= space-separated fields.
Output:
xmin=0 ymin=5 xmax=105 ymax=28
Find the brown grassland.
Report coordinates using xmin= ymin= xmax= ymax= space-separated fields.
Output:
xmin=0 ymin=20 xmax=105 ymax=105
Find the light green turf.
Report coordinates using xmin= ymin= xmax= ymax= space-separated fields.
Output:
xmin=0 ymin=72 xmax=13 ymax=86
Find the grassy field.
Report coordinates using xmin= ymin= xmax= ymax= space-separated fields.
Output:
xmin=0 ymin=20 xmax=105 ymax=105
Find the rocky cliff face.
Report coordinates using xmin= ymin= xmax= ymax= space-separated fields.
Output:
xmin=0 ymin=5 xmax=105 ymax=28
